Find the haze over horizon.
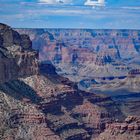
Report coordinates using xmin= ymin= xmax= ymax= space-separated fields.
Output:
xmin=0 ymin=0 xmax=140 ymax=29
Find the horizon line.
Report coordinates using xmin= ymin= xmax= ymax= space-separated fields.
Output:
xmin=14 ymin=27 xmax=140 ymax=30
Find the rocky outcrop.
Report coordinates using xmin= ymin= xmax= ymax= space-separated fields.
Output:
xmin=0 ymin=23 xmax=38 ymax=84
xmin=0 ymin=73 xmax=124 ymax=140
xmin=95 ymin=116 xmax=140 ymax=140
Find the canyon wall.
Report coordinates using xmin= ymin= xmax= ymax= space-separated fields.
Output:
xmin=16 ymin=28 xmax=140 ymax=64
xmin=16 ymin=28 xmax=140 ymax=92
xmin=0 ymin=23 xmax=39 ymax=84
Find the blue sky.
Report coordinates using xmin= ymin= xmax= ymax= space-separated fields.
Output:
xmin=0 ymin=0 xmax=140 ymax=29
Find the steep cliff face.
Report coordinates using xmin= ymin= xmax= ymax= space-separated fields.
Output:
xmin=0 ymin=23 xmax=38 ymax=84
xmin=0 ymin=58 xmax=18 ymax=83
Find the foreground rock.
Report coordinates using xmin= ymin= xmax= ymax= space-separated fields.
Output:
xmin=95 ymin=116 xmax=140 ymax=140
xmin=0 ymin=73 xmax=124 ymax=140
xmin=0 ymin=23 xmax=38 ymax=84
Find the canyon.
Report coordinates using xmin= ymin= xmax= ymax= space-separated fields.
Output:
xmin=16 ymin=28 xmax=140 ymax=91
xmin=0 ymin=23 xmax=140 ymax=140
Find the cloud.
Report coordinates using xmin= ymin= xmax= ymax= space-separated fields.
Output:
xmin=84 ymin=0 xmax=105 ymax=6
xmin=39 ymin=0 xmax=72 ymax=4
xmin=27 ymin=9 xmax=91 ymax=16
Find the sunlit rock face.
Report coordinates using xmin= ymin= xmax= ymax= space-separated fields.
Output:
xmin=0 ymin=23 xmax=39 ymax=84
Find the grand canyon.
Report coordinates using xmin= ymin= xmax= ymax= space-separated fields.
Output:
xmin=0 ymin=23 xmax=140 ymax=140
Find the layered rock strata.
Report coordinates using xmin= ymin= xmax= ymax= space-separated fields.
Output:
xmin=0 ymin=23 xmax=38 ymax=84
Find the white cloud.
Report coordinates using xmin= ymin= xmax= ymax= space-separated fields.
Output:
xmin=26 ymin=8 xmax=91 ymax=16
xmin=84 ymin=0 xmax=105 ymax=6
xmin=39 ymin=0 xmax=72 ymax=4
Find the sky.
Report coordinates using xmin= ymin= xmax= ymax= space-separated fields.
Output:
xmin=0 ymin=0 xmax=140 ymax=29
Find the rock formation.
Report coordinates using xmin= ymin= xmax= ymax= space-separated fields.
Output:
xmin=0 ymin=23 xmax=38 ymax=84
xmin=95 ymin=116 xmax=140 ymax=140
xmin=0 ymin=74 xmax=124 ymax=140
